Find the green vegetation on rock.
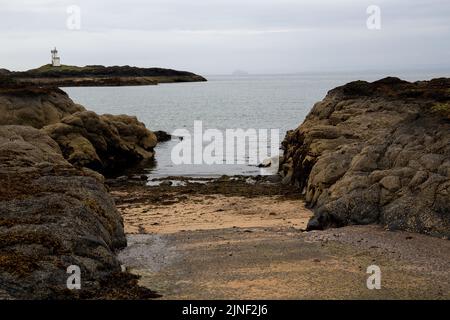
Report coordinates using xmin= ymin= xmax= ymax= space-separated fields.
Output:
xmin=431 ymin=102 xmax=450 ymax=119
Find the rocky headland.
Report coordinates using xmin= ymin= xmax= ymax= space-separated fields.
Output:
xmin=280 ymin=77 xmax=450 ymax=238
xmin=7 ymin=64 xmax=207 ymax=87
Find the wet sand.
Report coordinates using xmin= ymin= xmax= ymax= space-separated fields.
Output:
xmin=112 ymin=177 xmax=450 ymax=299
xmin=117 ymin=194 xmax=310 ymax=234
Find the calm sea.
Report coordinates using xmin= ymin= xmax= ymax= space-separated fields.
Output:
xmin=64 ymin=71 xmax=449 ymax=177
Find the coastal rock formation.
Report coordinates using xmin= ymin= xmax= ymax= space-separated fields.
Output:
xmin=0 ymin=79 xmax=160 ymax=298
xmin=0 ymin=125 xmax=127 ymax=299
xmin=154 ymin=130 xmax=172 ymax=143
xmin=280 ymin=77 xmax=450 ymax=237
xmin=43 ymin=112 xmax=157 ymax=175
xmin=0 ymin=79 xmax=157 ymax=176
xmin=10 ymin=64 xmax=207 ymax=87
xmin=0 ymin=82 xmax=85 ymax=128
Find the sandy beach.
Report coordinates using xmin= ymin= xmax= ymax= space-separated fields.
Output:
xmin=113 ymin=177 xmax=450 ymax=299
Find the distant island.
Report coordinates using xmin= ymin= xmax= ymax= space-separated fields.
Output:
xmin=3 ymin=64 xmax=207 ymax=87
xmin=232 ymin=70 xmax=249 ymax=76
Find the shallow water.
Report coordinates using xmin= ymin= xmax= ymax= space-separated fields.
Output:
xmin=65 ymin=71 xmax=449 ymax=177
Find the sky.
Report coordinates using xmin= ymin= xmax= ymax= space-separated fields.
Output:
xmin=1 ymin=0 xmax=449 ymax=74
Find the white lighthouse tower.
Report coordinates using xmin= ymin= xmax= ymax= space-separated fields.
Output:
xmin=51 ymin=47 xmax=61 ymax=67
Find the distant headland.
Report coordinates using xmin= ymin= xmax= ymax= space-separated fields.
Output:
xmin=1 ymin=47 xmax=206 ymax=87
xmin=3 ymin=64 xmax=207 ymax=87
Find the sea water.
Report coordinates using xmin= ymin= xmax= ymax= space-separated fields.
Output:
xmin=64 ymin=71 xmax=448 ymax=177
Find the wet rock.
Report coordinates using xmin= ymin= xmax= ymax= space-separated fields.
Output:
xmin=281 ymin=77 xmax=450 ymax=237
xmin=257 ymin=158 xmax=272 ymax=168
xmin=265 ymin=175 xmax=282 ymax=183
xmin=117 ymin=176 xmax=128 ymax=182
xmin=154 ymin=130 xmax=172 ymax=143
xmin=306 ymin=217 xmax=323 ymax=231
xmin=160 ymin=180 xmax=173 ymax=187
xmin=130 ymin=174 xmax=148 ymax=181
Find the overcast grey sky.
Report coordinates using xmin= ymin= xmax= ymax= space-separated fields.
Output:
xmin=1 ymin=0 xmax=449 ymax=74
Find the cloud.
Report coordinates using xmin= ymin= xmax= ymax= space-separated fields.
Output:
xmin=1 ymin=0 xmax=449 ymax=73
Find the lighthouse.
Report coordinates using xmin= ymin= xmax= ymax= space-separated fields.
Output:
xmin=51 ymin=47 xmax=61 ymax=67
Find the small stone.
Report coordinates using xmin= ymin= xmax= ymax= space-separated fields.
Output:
xmin=245 ymin=177 xmax=256 ymax=185
xmin=154 ymin=130 xmax=172 ymax=142
xmin=306 ymin=217 xmax=323 ymax=231
xmin=257 ymin=158 xmax=272 ymax=168
xmin=266 ymin=175 xmax=282 ymax=183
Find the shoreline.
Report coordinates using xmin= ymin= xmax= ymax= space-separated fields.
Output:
xmin=112 ymin=176 xmax=450 ymax=299
xmin=12 ymin=75 xmax=207 ymax=87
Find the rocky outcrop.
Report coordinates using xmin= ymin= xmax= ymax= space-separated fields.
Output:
xmin=43 ymin=112 xmax=157 ymax=175
xmin=0 ymin=79 xmax=161 ymax=298
xmin=0 ymin=83 xmax=85 ymax=129
xmin=0 ymin=80 xmax=157 ymax=176
xmin=0 ymin=125 xmax=127 ymax=299
xmin=154 ymin=130 xmax=172 ymax=143
xmin=10 ymin=64 xmax=207 ymax=87
xmin=280 ymin=77 xmax=450 ymax=237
